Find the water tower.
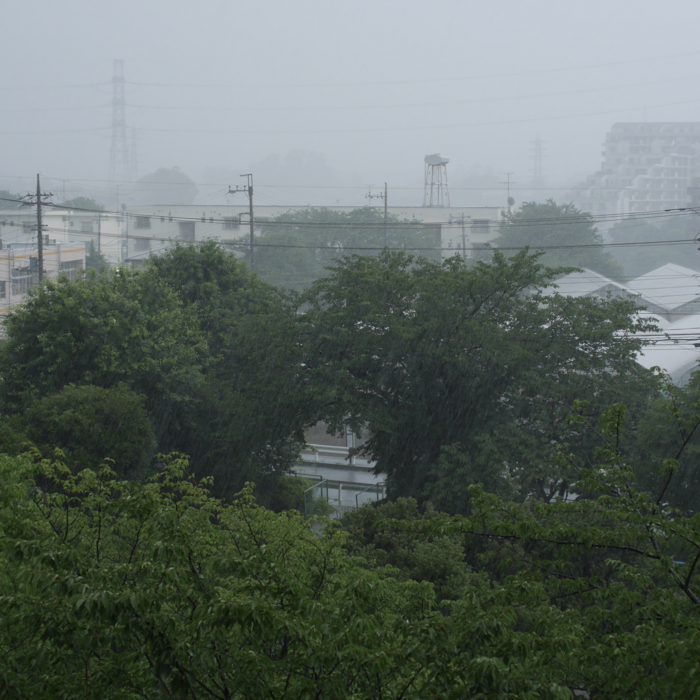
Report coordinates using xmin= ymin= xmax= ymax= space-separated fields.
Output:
xmin=423 ymin=154 xmax=450 ymax=207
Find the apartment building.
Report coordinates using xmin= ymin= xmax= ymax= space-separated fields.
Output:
xmin=0 ymin=208 xmax=123 ymax=267
xmin=123 ymin=204 xmax=505 ymax=264
xmin=0 ymin=242 xmax=86 ymax=326
xmin=571 ymin=123 xmax=700 ymax=219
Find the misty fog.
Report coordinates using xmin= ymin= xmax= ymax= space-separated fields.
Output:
xmin=2 ymin=0 xmax=700 ymax=209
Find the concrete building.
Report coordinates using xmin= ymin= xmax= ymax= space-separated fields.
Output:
xmin=0 ymin=207 xmax=123 ymax=267
xmin=571 ymin=123 xmax=700 ymax=219
xmin=0 ymin=242 xmax=86 ymax=329
xmin=122 ymin=204 xmax=505 ymax=265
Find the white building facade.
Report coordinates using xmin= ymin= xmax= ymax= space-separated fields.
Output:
xmin=122 ymin=204 xmax=505 ymax=265
xmin=0 ymin=208 xmax=123 ymax=267
xmin=0 ymin=242 xmax=86 ymax=328
xmin=571 ymin=123 xmax=700 ymax=219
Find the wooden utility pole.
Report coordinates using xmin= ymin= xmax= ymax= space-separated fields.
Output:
xmin=366 ymin=182 xmax=388 ymax=247
xmin=229 ymin=174 xmax=254 ymax=269
xmin=383 ymin=182 xmax=388 ymax=248
xmin=450 ymin=213 xmax=470 ymax=259
xmin=36 ymin=175 xmax=44 ymax=280
xmin=21 ymin=175 xmax=52 ymax=282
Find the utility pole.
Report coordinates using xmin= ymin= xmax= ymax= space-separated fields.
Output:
xmin=499 ymin=172 xmax=517 ymax=211
xmin=21 ymin=174 xmax=53 ymax=282
xmin=97 ymin=212 xmax=102 ymax=254
xmin=229 ymin=174 xmax=254 ymax=268
xmin=366 ymin=182 xmax=388 ymax=247
xmin=449 ymin=213 xmax=470 ymax=259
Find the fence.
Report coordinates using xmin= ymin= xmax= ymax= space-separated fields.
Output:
xmin=304 ymin=479 xmax=386 ymax=519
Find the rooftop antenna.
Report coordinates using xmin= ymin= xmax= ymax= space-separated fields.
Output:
xmin=423 ymin=154 xmax=450 ymax=207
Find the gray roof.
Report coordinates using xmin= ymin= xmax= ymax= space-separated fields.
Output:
xmin=626 ymin=264 xmax=700 ymax=312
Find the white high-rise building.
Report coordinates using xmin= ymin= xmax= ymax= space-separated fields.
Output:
xmin=571 ymin=123 xmax=700 ymax=218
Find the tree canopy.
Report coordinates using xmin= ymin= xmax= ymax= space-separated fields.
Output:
xmin=1 ymin=239 xmax=700 ymax=695
xmin=59 ymin=196 xmax=105 ymax=211
xmin=0 ymin=190 xmax=22 ymax=209
xmin=134 ymin=167 xmax=199 ymax=205
xmin=494 ymin=200 xmax=623 ymax=279
xmin=21 ymin=383 xmax=155 ymax=478
xmin=607 ymin=214 xmax=698 ymax=278
xmin=1 ymin=427 xmax=699 ymax=698
xmin=0 ymin=245 xmax=313 ymax=499
xmin=250 ymin=206 xmax=440 ymax=292
xmin=302 ymin=249 xmax=657 ymax=508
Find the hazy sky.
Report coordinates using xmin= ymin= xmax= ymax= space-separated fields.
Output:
xmin=3 ymin=0 xmax=699 ymax=206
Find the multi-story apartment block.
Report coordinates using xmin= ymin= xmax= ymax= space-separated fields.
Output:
xmin=0 ymin=242 xmax=86 ymax=328
xmin=0 ymin=208 xmax=123 ymax=267
xmin=571 ymin=123 xmax=700 ymax=219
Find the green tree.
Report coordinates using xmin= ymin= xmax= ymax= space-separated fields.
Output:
xmin=607 ymin=214 xmax=698 ymax=278
xmin=251 ymin=206 xmax=440 ymax=292
xmin=85 ymin=239 xmax=109 ymax=271
xmin=447 ymin=403 xmax=700 ymax=698
xmin=60 ymin=196 xmax=105 ymax=211
xmin=623 ymin=372 xmax=700 ymax=515
xmin=135 ymin=167 xmax=198 ymax=205
xmin=145 ymin=242 xmax=317 ymax=497
xmin=0 ymin=190 xmax=22 ymax=209
xmin=0 ymin=268 xmax=207 ymax=456
xmin=494 ymin=200 xmax=623 ymax=279
xmin=343 ymin=498 xmax=483 ymax=602
xmin=2 ymin=439 xmax=699 ymax=697
xmin=0 ymin=453 xmax=576 ymax=699
xmin=303 ymin=250 xmax=657 ymax=509
xmin=21 ymin=384 xmax=155 ymax=478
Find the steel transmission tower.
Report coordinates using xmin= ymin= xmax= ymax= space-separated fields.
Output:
xmin=109 ymin=59 xmax=130 ymax=182
xmin=422 ymin=154 xmax=450 ymax=207
xmin=530 ymin=134 xmax=545 ymax=188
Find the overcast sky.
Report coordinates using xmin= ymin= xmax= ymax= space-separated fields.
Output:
xmin=2 ymin=0 xmax=699 ymax=206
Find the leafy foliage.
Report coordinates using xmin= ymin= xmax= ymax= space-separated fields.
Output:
xmin=0 ymin=454 xmax=577 ymax=699
xmin=0 ymin=267 xmax=206 ymax=461
xmin=59 ymin=196 xmax=105 ymax=211
xmin=21 ymin=383 xmax=155 ymax=477
xmin=0 ymin=190 xmax=22 ymax=209
xmin=250 ymin=206 xmax=440 ymax=291
xmin=146 ymin=242 xmax=316 ymax=496
xmin=303 ymin=249 xmax=657 ymax=507
xmin=494 ymin=200 xmax=623 ymax=279
xmin=85 ymin=239 xmax=109 ymax=271
xmin=607 ymin=214 xmax=698 ymax=277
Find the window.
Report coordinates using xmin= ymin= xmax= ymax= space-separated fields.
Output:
xmin=0 ymin=281 xmax=6 ymax=299
xmin=178 ymin=221 xmax=195 ymax=242
xmin=59 ymin=259 xmax=84 ymax=282
xmin=81 ymin=221 xmax=93 ymax=232
xmin=471 ymin=219 xmax=490 ymax=235
xmin=135 ymin=216 xmax=151 ymax=229
xmin=22 ymin=221 xmax=34 ymax=232
xmin=223 ymin=217 xmax=239 ymax=230
xmin=11 ymin=267 xmax=32 ymax=295
xmin=135 ymin=238 xmax=151 ymax=252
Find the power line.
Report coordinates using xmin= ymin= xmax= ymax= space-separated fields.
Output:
xmin=3 ymin=195 xmax=699 ymax=234
xmin=120 ymin=50 xmax=700 ymax=89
